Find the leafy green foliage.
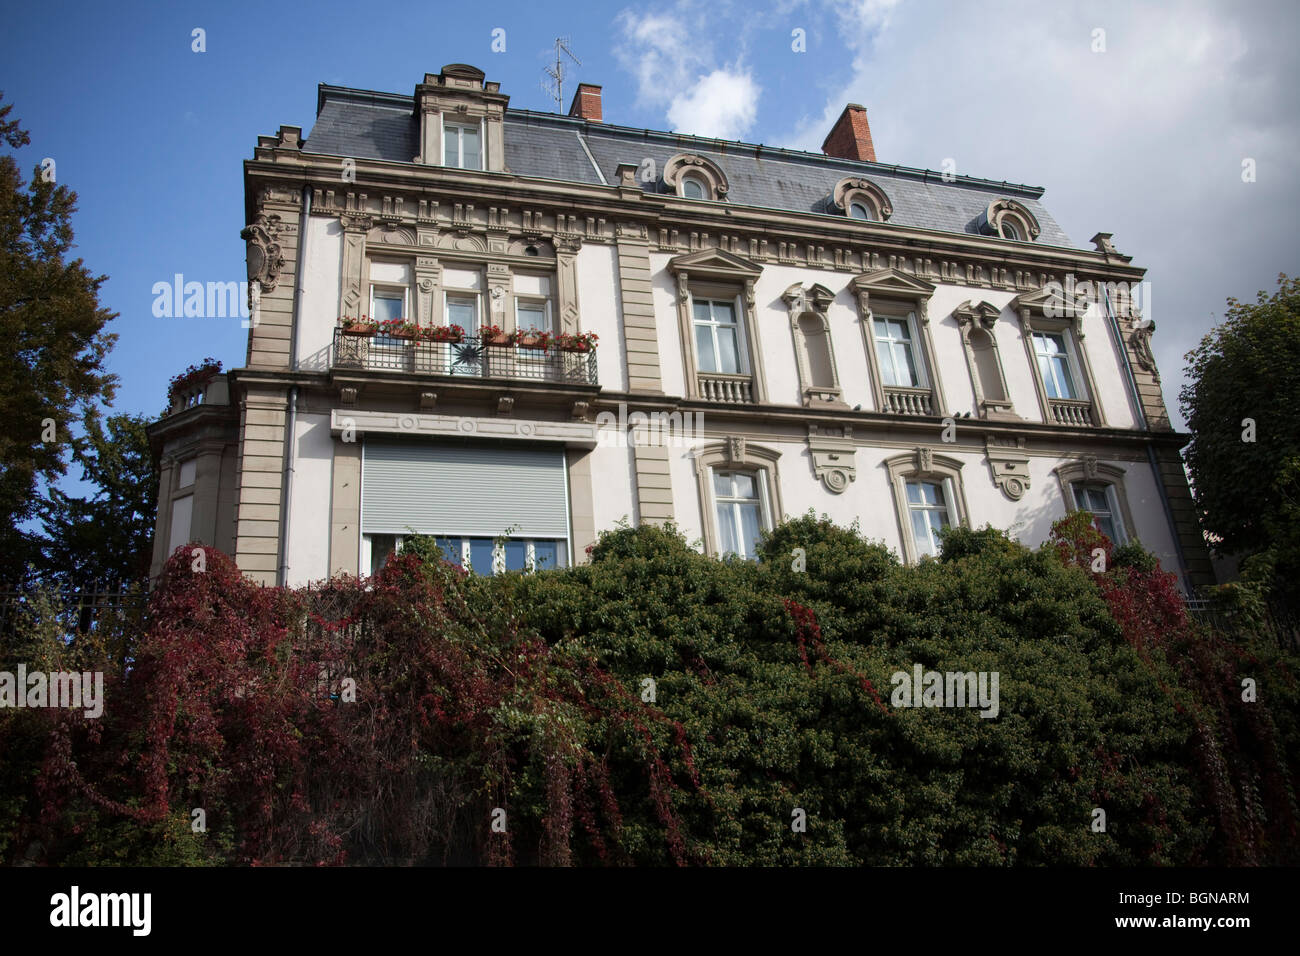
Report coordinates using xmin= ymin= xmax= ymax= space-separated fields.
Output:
xmin=1181 ymin=273 xmax=1300 ymax=614
xmin=0 ymin=96 xmax=119 ymax=585
xmin=7 ymin=516 xmax=1298 ymax=865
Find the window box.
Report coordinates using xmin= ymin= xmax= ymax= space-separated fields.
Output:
xmin=419 ymin=324 xmax=465 ymax=344
xmin=512 ymin=328 xmax=553 ymax=350
xmin=556 ymin=331 xmax=599 ymax=352
xmin=340 ymin=317 xmax=378 ymax=336
xmin=480 ymin=325 xmax=510 ymax=346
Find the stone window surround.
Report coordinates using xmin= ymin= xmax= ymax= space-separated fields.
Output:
xmin=1052 ymin=458 xmax=1136 ymax=545
xmin=883 ymin=449 xmax=971 ymax=564
xmin=953 ymin=299 xmax=1018 ymax=421
xmin=986 ymin=198 xmax=1040 ymax=242
xmin=1012 ymin=288 xmax=1107 ymax=427
xmin=852 ymin=268 xmax=947 ymax=417
xmin=693 ymin=440 xmax=783 ymax=558
xmin=782 ymin=281 xmax=845 ymax=407
xmin=832 ymin=177 xmax=893 ymax=221
xmin=415 ymin=65 xmax=508 ymax=172
xmin=669 ymin=249 xmax=768 ymax=403
xmin=350 ymin=242 xmax=580 ymax=339
xmin=663 ymin=153 xmax=730 ymax=201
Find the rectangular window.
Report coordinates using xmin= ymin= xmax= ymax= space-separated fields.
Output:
xmin=363 ymin=534 xmax=567 ymax=576
xmin=371 ymin=290 xmax=405 ymax=323
xmin=693 ymin=298 xmax=743 ymax=374
xmin=168 ymin=494 xmax=194 ymax=555
xmin=444 ymin=123 xmax=481 ymax=169
xmin=1072 ymin=482 xmax=1125 ymax=544
xmin=1033 ymin=332 xmax=1078 ymax=400
xmin=874 ymin=314 xmax=924 ymax=388
xmin=445 ymin=293 xmax=478 ymax=332
xmin=905 ymin=479 xmax=951 ymax=558
xmin=713 ymin=469 xmax=766 ymax=559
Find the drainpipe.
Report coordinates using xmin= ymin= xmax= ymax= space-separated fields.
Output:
xmin=276 ymin=185 xmax=312 ymax=586
xmin=1101 ymin=285 xmax=1192 ymax=591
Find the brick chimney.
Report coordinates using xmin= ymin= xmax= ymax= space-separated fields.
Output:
xmin=821 ymin=103 xmax=876 ymax=163
xmin=568 ymin=83 xmax=603 ymax=122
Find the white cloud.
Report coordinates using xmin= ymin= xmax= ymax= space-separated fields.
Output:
xmin=668 ymin=69 xmax=761 ymax=140
xmin=615 ymin=4 xmax=761 ymax=139
xmin=779 ymin=0 xmax=1300 ymax=429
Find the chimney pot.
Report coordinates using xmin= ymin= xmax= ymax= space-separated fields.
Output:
xmin=568 ymin=83 xmax=603 ymax=122
xmin=822 ymin=103 xmax=876 ymax=163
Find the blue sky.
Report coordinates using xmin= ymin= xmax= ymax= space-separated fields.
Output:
xmin=3 ymin=0 xmax=1297 ymax=451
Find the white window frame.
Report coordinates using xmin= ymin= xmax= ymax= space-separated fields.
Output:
xmin=442 ymin=119 xmax=483 ymax=170
xmin=874 ymin=311 xmax=929 ymax=389
xmin=1032 ymin=330 xmax=1082 ymax=400
xmin=1071 ymin=481 xmax=1128 ymax=545
xmin=903 ymin=477 xmax=957 ymax=559
xmin=369 ymin=283 xmax=409 ymax=325
xmin=691 ymin=294 xmax=750 ymax=376
xmin=710 ymin=466 xmax=772 ymax=560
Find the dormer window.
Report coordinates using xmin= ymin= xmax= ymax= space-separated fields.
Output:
xmin=985 ymin=199 xmax=1040 ymax=242
xmin=833 ymin=177 xmax=892 ymax=221
xmin=664 ymin=153 xmax=729 ymax=201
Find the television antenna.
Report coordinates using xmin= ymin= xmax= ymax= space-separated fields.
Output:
xmin=541 ymin=37 xmax=581 ymax=112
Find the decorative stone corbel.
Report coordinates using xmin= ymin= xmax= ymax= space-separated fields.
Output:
xmin=808 ymin=425 xmax=856 ymax=494
xmin=916 ymin=446 xmax=934 ymax=474
xmin=985 ymin=435 xmax=1031 ymax=501
xmin=726 ymin=436 xmax=746 ymax=464
xmin=419 ymin=392 xmax=438 ymax=411
xmin=240 ymin=212 xmax=285 ymax=294
xmin=497 ymin=395 xmax=515 ymax=416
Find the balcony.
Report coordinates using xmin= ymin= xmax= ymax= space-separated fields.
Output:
xmin=1048 ymin=397 xmax=1094 ymax=427
xmin=698 ymin=371 xmax=754 ymax=404
xmin=882 ymin=385 xmax=933 ymax=416
xmin=332 ymin=330 xmax=598 ymax=386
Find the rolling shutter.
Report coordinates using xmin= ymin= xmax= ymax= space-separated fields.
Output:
xmin=362 ymin=438 xmax=568 ymax=538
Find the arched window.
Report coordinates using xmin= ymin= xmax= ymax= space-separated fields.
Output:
xmin=681 ymin=174 xmax=707 ymax=200
xmin=833 ymin=177 xmax=892 ymax=222
xmin=1000 ymin=220 xmax=1020 ymax=241
xmin=883 ymin=449 xmax=970 ymax=563
xmin=985 ymin=199 xmax=1040 ymax=242
xmin=1052 ymin=459 xmax=1137 ymax=547
xmin=693 ymin=441 xmax=783 ymax=559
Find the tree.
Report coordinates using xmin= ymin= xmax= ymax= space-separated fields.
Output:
xmin=37 ymin=412 xmax=157 ymax=588
xmin=1181 ymin=274 xmax=1300 ymax=611
xmin=0 ymin=96 xmax=118 ymax=585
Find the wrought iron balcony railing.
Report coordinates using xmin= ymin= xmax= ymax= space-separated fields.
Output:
xmin=332 ymin=330 xmax=598 ymax=386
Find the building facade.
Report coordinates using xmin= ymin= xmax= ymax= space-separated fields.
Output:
xmin=148 ymin=63 xmax=1213 ymax=591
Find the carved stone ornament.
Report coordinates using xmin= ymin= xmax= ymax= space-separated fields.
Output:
xmin=240 ymin=212 xmax=286 ymax=293
xmin=808 ymin=426 xmax=856 ymax=494
xmin=917 ymin=446 xmax=934 ymax=474
xmin=985 ymin=436 xmax=1031 ymax=501
xmin=1083 ymin=454 xmax=1098 ymax=480
xmin=726 ymin=436 xmax=746 ymax=464
xmin=1129 ymin=311 xmax=1159 ymax=381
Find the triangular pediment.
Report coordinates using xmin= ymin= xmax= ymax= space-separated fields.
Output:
xmin=1012 ymin=286 xmax=1066 ymax=314
xmin=851 ymin=267 xmax=936 ymax=298
xmin=668 ymin=247 xmax=763 ymax=279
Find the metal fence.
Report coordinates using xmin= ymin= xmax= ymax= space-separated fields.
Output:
xmin=333 ymin=330 xmax=599 ymax=386
xmin=0 ymin=585 xmax=149 ymax=639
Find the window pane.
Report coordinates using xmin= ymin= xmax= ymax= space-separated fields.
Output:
xmin=447 ymin=295 xmax=477 ymax=330
xmin=850 ymin=202 xmax=871 ymax=220
xmin=504 ymin=540 xmax=527 ymax=572
xmin=517 ymin=301 xmax=548 ymax=332
xmin=711 ymin=301 xmax=736 ymax=326
xmin=876 ymin=340 xmax=899 ymax=387
xmin=462 ymin=127 xmax=480 ymax=168
xmin=894 ymin=342 xmax=920 ymax=387
xmin=910 ymin=510 xmax=936 ymax=557
xmin=533 ymin=540 xmax=558 ymax=570
xmin=370 ymin=534 xmax=397 ymax=575
xmin=683 ymin=177 xmax=705 ymax=199
xmin=737 ymin=501 xmax=762 ymax=558
xmin=713 ymin=471 xmax=732 ymax=497
xmin=469 ymin=538 xmax=494 ymax=575
xmin=730 ymin=473 xmax=756 ymax=499
xmin=1051 ymin=356 xmax=1076 ymax=399
xmin=715 ymin=326 xmax=741 ymax=374
xmin=435 ymin=537 xmax=460 ymax=565
xmin=717 ymin=502 xmax=741 ymax=555
xmin=373 ymin=293 xmax=403 ymax=322
xmin=444 ymin=128 xmax=459 ymax=167
xmin=695 ymin=323 xmax=718 ymax=372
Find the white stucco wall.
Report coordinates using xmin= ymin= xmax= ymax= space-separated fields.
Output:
xmin=588 ymin=440 xmax=638 ymax=536
xmin=577 ymin=243 xmax=627 ymax=392
xmin=285 ymin=412 xmax=334 ymax=587
xmin=648 ymin=253 xmax=686 ymax=397
xmin=296 ymin=216 xmax=343 ymax=371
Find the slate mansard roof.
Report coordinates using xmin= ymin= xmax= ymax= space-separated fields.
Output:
xmin=302 ymin=84 xmax=1075 ymax=248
